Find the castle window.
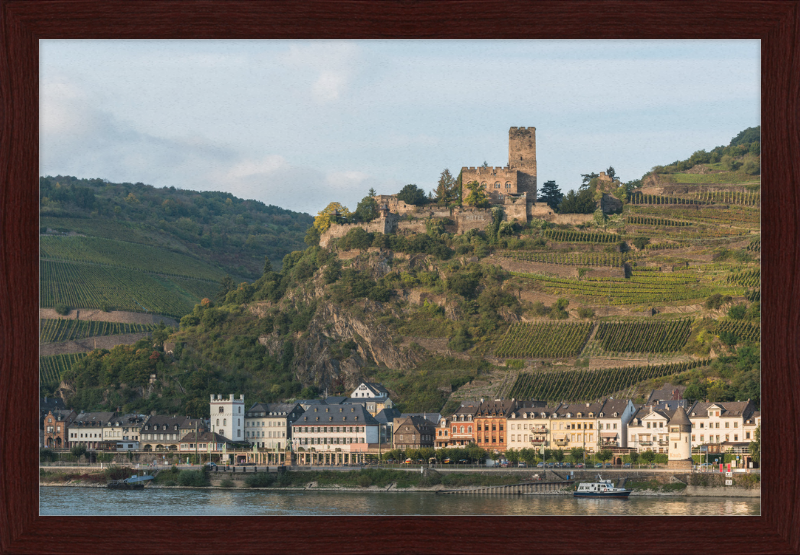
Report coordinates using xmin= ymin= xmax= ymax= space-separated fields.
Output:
xmin=505 ymin=182 xmax=511 ymax=190
xmin=494 ymin=182 xmax=500 ymax=189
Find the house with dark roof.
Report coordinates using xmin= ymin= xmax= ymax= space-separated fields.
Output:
xmin=244 ymin=402 xmax=304 ymax=463
xmin=292 ymin=404 xmax=380 ymax=466
xmin=178 ymin=431 xmax=237 ymax=453
xmin=393 ymin=415 xmax=436 ymax=451
xmin=67 ymin=412 xmax=116 ymax=450
xmin=343 ymin=396 xmax=394 ymax=417
xmin=140 ymin=415 xmax=204 ymax=452
xmin=374 ymin=407 xmax=403 ymax=445
xmin=647 ymin=383 xmax=687 ymax=403
xmin=627 ymin=404 xmax=677 ymax=453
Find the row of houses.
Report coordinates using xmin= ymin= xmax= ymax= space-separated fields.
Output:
xmin=40 ymin=382 xmax=760 ymax=467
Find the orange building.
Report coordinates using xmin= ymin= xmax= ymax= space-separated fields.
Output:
xmin=474 ymin=400 xmax=519 ymax=454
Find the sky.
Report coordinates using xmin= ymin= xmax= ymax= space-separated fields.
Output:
xmin=40 ymin=40 xmax=760 ymax=216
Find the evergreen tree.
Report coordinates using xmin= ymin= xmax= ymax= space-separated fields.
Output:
xmin=436 ymin=168 xmax=457 ymax=203
xmin=463 ymin=181 xmax=490 ymax=208
xmin=557 ymin=188 xmax=595 ymax=214
xmin=537 ymin=180 xmax=563 ymax=210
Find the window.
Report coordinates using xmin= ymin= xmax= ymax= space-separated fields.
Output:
xmin=725 ymin=422 xmax=729 ymax=428
xmin=223 ymin=419 xmax=226 ymax=426
xmin=700 ymin=435 xmax=704 ymax=442
xmin=746 ymin=432 xmax=751 ymax=440
xmin=468 ymin=426 xmax=472 ymax=433
xmin=692 ymin=435 xmax=696 ymax=441
xmin=734 ymin=435 xmax=738 ymax=441
xmin=613 ymin=423 xmax=617 ymax=430
xmin=734 ymin=422 xmax=738 ymax=428
xmin=715 ymin=423 xmax=720 ymax=429
xmin=674 ymin=443 xmax=677 ymax=449
xmin=219 ymin=407 xmax=224 ymax=413
xmin=647 ymin=423 xmax=651 ymax=429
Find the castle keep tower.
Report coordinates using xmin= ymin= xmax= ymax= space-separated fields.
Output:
xmin=461 ymin=127 xmax=537 ymax=204
xmin=508 ymin=126 xmax=537 ymax=197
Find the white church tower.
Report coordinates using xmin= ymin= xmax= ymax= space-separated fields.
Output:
xmin=667 ymin=405 xmax=693 ymax=469
xmin=210 ymin=394 xmax=245 ymax=441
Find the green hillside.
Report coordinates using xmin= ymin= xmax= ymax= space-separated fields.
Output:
xmin=39 ymin=176 xmax=313 ymax=317
xmin=48 ymin=128 xmax=761 ymax=417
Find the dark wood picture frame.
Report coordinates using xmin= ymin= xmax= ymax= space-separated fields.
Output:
xmin=1 ymin=1 xmax=798 ymax=553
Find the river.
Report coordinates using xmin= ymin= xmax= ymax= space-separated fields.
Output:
xmin=40 ymin=487 xmax=760 ymax=516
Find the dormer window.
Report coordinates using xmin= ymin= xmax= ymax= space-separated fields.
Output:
xmin=355 ymin=416 xmax=359 ymax=421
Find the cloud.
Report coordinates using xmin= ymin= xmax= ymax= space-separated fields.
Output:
xmin=278 ymin=41 xmax=360 ymax=103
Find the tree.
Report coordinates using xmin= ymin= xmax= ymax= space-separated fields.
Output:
xmin=505 ymin=448 xmax=521 ymax=465
xmin=353 ymin=194 xmax=379 ymax=223
xmin=557 ymin=189 xmax=595 ymax=214
xmin=70 ymin=444 xmax=87 ymax=458
xmin=569 ymin=447 xmax=584 ymax=463
xmin=313 ymin=202 xmax=352 ymax=233
xmin=397 ymin=184 xmax=427 ymax=206
xmin=629 ymin=451 xmax=639 ymax=465
xmin=463 ymin=181 xmax=490 ymax=208
xmin=537 ymin=180 xmax=563 ymax=210
xmin=640 ymin=450 xmax=656 ymax=464
xmin=580 ymin=172 xmax=599 ymax=190
xmin=552 ymin=449 xmax=565 ymax=462
xmin=632 ymin=236 xmax=650 ymax=250
xmin=748 ymin=426 xmax=760 ymax=464
xmin=215 ymin=276 xmax=235 ymax=303
xmin=605 ymin=166 xmax=616 ymax=180
xmin=436 ymin=169 xmax=457 ymax=204
xmin=263 ymin=256 xmax=273 ymax=275
xmin=520 ymin=448 xmax=538 ymax=466
xmin=597 ymin=449 xmax=613 ymax=463
xmin=304 ymin=225 xmax=321 ymax=247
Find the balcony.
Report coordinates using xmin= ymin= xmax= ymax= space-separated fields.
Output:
xmin=531 ymin=439 xmax=547 ymax=445
xmin=657 ymin=440 xmax=668 ymax=446
xmin=554 ymin=439 xmax=569 ymax=446
xmin=639 ymin=441 xmax=653 ymax=446
xmin=530 ymin=426 xmax=547 ymax=433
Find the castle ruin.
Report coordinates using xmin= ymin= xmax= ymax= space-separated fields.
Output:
xmin=461 ymin=127 xmax=538 ymax=204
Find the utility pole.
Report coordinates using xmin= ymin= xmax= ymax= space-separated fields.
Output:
xmin=194 ymin=420 xmax=198 ymax=465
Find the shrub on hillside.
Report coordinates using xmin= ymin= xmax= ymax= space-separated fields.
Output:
xmin=727 ymin=304 xmax=747 ymax=320
xmin=577 ymin=307 xmax=595 ymax=319
xmin=705 ymin=294 xmax=732 ymax=310
xmin=55 ymin=304 xmax=70 ymax=316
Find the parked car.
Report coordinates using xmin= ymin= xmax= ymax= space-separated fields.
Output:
xmin=546 ymin=462 xmax=554 ymax=468
xmin=564 ymin=462 xmax=572 ymax=468
xmin=458 ymin=459 xmax=469 ymax=464
xmin=575 ymin=463 xmax=585 ymax=469
xmin=518 ymin=462 xmax=527 ymax=468
xmin=594 ymin=463 xmax=603 ymax=468
xmin=386 ymin=459 xmax=394 ymax=463
xmin=536 ymin=462 xmax=545 ymax=468
xmin=500 ymin=461 xmax=510 ymax=468
xmin=205 ymin=462 xmax=217 ymax=469
xmin=605 ymin=463 xmax=613 ymax=468
xmin=553 ymin=462 xmax=562 ymax=468
xmin=623 ymin=463 xmax=632 ymax=468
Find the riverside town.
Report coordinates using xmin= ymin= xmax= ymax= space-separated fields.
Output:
xmin=40 ymin=118 xmax=762 ymax=511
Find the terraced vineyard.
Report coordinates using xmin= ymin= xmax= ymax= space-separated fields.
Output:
xmin=595 ymin=319 xmax=693 ymax=353
xmin=695 ymin=191 xmax=760 ymax=206
xmin=495 ymin=322 xmax=593 ymax=358
xmin=727 ymin=269 xmax=760 ymax=288
xmin=629 ymin=193 xmax=706 ymax=206
xmin=508 ymin=359 xmax=712 ymax=402
xmin=715 ymin=320 xmax=760 ymax=342
xmin=632 ymin=206 xmax=759 ymax=226
xmin=40 ymin=353 xmax=86 ymax=387
xmin=40 ymin=236 xmax=228 ymax=281
xmin=627 ymin=216 xmax=691 ymax=227
xmin=542 ymin=230 xmax=618 ymax=244
xmin=40 ymin=260 xmax=218 ymax=318
xmin=502 ymin=251 xmax=626 ymax=267
xmin=644 ymin=242 xmax=683 ymax=250
xmin=40 ymin=319 xmax=158 ymax=344
xmin=746 ymin=238 xmax=761 ymax=252
xmin=514 ymin=270 xmax=737 ymax=306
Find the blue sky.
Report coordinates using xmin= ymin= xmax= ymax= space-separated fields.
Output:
xmin=40 ymin=40 xmax=759 ymax=215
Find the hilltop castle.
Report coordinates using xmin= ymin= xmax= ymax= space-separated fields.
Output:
xmin=461 ymin=127 xmax=538 ymax=204
xmin=319 ymin=126 xmax=594 ymax=248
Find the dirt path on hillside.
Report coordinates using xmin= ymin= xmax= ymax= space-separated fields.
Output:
xmin=39 ymin=308 xmax=178 ymax=326
xmin=39 ymin=332 xmax=152 ymax=356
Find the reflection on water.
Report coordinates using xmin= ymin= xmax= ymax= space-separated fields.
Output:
xmin=40 ymin=487 xmax=760 ymax=516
